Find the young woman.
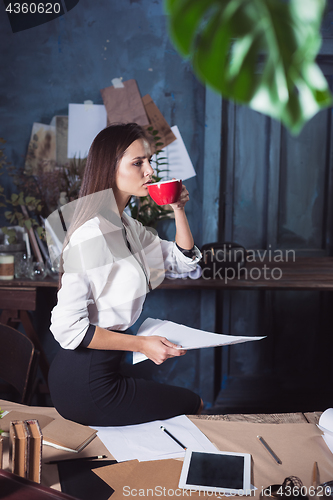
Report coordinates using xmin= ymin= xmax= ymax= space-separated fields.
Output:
xmin=48 ymin=123 xmax=203 ymax=426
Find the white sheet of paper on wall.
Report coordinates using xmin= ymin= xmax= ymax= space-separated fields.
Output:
xmin=67 ymin=103 xmax=107 ymax=159
xmin=153 ymin=125 xmax=196 ymax=181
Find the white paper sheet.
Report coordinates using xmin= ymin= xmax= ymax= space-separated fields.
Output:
xmin=133 ymin=318 xmax=265 ymax=364
xmin=153 ymin=125 xmax=196 ymax=181
xmin=67 ymin=103 xmax=107 ymax=158
xmin=93 ymin=415 xmax=217 ymax=462
xmin=318 ymin=408 xmax=333 ymax=454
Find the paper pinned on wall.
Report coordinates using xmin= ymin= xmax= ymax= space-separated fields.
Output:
xmin=142 ymin=94 xmax=176 ymax=148
xmin=67 ymin=103 xmax=107 ymax=159
xmin=152 ymin=125 xmax=196 ymax=181
xmin=24 ymin=122 xmax=56 ymax=175
xmin=50 ymin=115 xmax=69 ymax=166
xmin=100 ymin=79 xmax=149 ymax=126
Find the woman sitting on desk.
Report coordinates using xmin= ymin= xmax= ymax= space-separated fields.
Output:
xmin=48 ymin=123 xmax=203 ymax=426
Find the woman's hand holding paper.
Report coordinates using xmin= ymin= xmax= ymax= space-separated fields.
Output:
xmin=139 ymin=336 xmax=186 ymax=365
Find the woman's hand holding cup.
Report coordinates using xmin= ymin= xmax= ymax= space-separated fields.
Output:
xmin=170 ymin=180 xmax=189 ymax=211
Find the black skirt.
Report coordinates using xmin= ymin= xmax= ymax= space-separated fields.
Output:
xmin=48 ymin=346 xmax=201 ymax=426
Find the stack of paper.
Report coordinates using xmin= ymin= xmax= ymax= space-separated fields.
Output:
xmin=133 ymin=318 xmax=265 ymax=364
xmin=93 ymin=415 xmax=217 ymax=462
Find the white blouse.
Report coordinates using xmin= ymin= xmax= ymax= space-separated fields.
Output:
xmin=50 ymin=212 xmax=201 ymax=349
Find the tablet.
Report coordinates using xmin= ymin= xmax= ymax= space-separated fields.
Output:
xmin=178 ymin=449 xmax=252 ymax=495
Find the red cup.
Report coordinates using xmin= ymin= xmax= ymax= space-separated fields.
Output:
xmin=147 ymin=179 xmax=182 ymax=205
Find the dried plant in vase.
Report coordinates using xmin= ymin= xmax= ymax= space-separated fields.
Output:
xmin=58 ymin=156 xmax=87 ymax=203
xmin=0 ymin=138 xmax=44 ymax=243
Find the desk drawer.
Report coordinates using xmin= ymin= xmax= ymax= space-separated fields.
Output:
xmin=0 ymin=287 xmax=37 ymax=310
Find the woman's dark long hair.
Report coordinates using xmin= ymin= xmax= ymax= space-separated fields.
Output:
xmin=71 ymin=123 xmax=149 ymax=233
xmin=58 ymin=122 xmax=150 ymax=287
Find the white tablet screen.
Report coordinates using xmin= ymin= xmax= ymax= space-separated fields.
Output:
xmin=179 ymin=450 xmax=251 ymax=494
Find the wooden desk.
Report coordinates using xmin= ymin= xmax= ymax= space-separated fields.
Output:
xmin=160 ymin=257 xmax=333 ymax=290
xmin=0 ymin=257 xmax=332 ymax=291
xmin=1 ymin=398 xmax=332 ymax=500
xmin=0 ymin=398 xmax=110 ymax=493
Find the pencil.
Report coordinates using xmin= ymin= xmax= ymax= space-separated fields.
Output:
xmin=257 ymin=436 xmax=282 ymax=465
xmin=160 ymin=426 xmax=187 ymax=450
xmin=45 ymin=454 xmax=108 ymax=465
xmin=312 ymin=461 xmax=320 ymax=489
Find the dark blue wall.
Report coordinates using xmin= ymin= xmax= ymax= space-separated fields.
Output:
xmin=0 ymin=1 xmax=205 ymax=238
xmin=0 ymin=1 xmax=208 ymax=400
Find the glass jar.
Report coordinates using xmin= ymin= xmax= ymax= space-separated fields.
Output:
xmin=0 ymin=253 xmax=14 ymax=280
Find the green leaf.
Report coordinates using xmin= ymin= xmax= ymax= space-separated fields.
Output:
xmin=24 ymin=219 xmax=32 ymax=231
xmin=36 ymin=226 xmax=44 ymax=238
xmin=165 ymin=0 xmax=332 ymax=134
xmin=8 ymin=234 xmax=17 ymax=244
xmin=165 ymin=0 xmax=218 ymax=55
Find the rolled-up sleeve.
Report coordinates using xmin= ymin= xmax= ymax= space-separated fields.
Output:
xmin=130 ymin=217 xmax=201 ymax=276
xmin=50 ymin=270 xmax=95 ymax=349
xmin=161 ymin=240 xmax=201 ymax=274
